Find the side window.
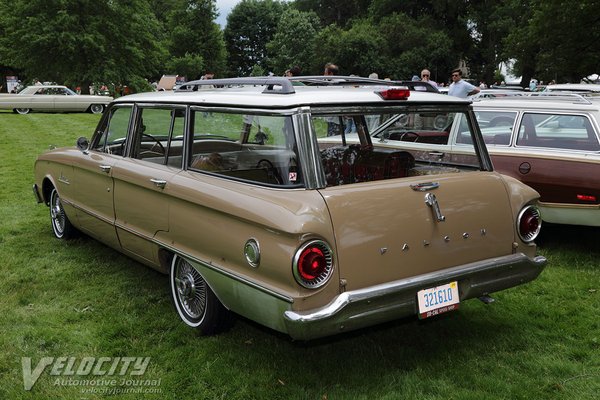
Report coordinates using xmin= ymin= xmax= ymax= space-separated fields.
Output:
xmin=92 ymin=106 xmax=132 ymax=155
xmin=188 ymin=110 xmax=302 ymax=187
xmin=475 ymin=111 xmax=516 ymax=145
xmin=517 ymin=113 xmax=600 ymax=151
xmin=131 ymin=107 xmax=186 ymax=167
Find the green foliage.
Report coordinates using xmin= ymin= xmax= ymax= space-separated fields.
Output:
xmin=164 ymin=0 xmax=226 ymax=78
xmin=266 ymin=9 xmax=320 ymax=75
xmin=0 ymin=0 xmax=166 ymax=93
xmin=294 ymin=0 xmax=371 ymax=27
xmin=224 ymin=0 xmax=288 ymax=76
xmin=166 ymin=53 xmax=205 ymax=81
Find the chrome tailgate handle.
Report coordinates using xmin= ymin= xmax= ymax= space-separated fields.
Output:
xmin=150 ymin=178 xmax=167 ymax=189
xmin=99 ymin=165 xmax=111 ymax=173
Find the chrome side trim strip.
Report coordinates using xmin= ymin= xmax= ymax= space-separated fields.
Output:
xmin=157 ymin=241 xmax=294 ymax=304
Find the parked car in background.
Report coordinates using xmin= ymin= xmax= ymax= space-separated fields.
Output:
xmin=544 ymin=83 xmax=600 ymax=94
xmin=471 ymin=93 xmax=600 ymax=226
xmin=0 ymin=84 xmax=112 ymax=114
xmin=33 ymin=76 xmax=545 ymax=340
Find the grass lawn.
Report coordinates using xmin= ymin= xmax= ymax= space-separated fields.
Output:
xmin=0 ymin=111 xmax=599 ymax=399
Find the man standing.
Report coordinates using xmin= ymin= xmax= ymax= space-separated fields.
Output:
xmin=448 ymin=69 xmax=480 ymax=98
xmin=421 ymin=69 xmax=437 ymax=87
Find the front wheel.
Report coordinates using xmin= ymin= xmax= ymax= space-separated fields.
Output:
xmin=49 ymin=188 xmax=76 ymax=239
xmin=89 ymin=104 xmax=104 ymax=114
xmin=170 ymin=255 xmax=232 ymax=335
xmin=14 ymin=108 xmax=31 ymax=115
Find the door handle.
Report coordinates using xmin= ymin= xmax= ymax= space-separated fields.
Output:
xmin=99 ymin=165 xmax=111 ymax=173
xmin=150 ymin=178 xmax=167 ymax=189
xmin=429 ymin=151 xmax=445 ymax=158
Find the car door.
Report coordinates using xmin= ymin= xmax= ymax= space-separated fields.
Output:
xmin=111 ymin=105 xmax=185 ymax=264
xmin=489 ymin=112 xmax=600 ymax=205
xmin=70 ymin=105 xmax=133 ymax=249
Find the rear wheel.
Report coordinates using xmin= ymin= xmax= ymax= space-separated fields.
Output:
xmin=14 ymin=108 xmax=31 ymax=115
xmin=170 ymin=255 xmax=232 ymax=334
xmin=89 ymin=104 xmax=104 ymax=114
xmin=49 ymin=188 xmax=76 ymax=239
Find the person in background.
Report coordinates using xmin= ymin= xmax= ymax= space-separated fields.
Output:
xmin=324 ymin=63 xmax=339 ymax=76
xmin=368 ymin=72 xmax=379 ymax=79
xmin=420 ymin=69 xmax=437 ymax=87
xmin=285 ymin=66 xmax=302 ymax=77
xmin=324 ymin=63 xmax=341 ymax=135
xmin=448 ymin=68 xmax=480 ymax=98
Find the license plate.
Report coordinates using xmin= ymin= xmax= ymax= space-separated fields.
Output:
xmin=417 ymin=281 xmax=460 ymax=319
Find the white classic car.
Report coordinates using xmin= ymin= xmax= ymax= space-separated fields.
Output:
xmin=0 ymin=85 xmax=113 ymax=114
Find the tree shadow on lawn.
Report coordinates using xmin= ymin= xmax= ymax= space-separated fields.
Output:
xmin=537 ymin=223 xmax=600 ymax=255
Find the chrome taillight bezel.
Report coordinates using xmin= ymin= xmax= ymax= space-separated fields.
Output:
xmin=517 ymin=205 xmax=542 ymax=243
xmin=292 ymin=240 xmax=334 ymax=289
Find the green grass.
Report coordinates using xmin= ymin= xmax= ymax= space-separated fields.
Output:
xmin=0 ymin=111 xmax=599 ymax=399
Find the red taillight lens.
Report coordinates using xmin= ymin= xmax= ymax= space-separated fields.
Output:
xmin=576 ymin=194 xmax=597 ymax=202
xmin=517 ymin=205 xmax=542 ymax=243
xmin=376 ymin=88 xmax=410 ymax=100
xmin=293 ymin=240 xmax=334 ymax=289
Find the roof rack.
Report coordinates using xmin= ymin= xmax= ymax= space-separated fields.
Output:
xmin=175 ymin=75 xmax=437 ymax=95
xmin=288 ymin=76 xmax=439 ymax=93
xmin=176 ymin=77 xmax=296 ymax=94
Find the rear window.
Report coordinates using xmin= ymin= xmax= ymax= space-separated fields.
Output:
xmin=316 ymin=110 xmax=482 ymax=187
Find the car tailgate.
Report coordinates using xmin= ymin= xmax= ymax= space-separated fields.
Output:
xmin=318 ymin=172 xmax=516 ymax=291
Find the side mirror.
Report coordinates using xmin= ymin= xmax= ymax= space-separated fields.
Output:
xmin=76 ymin=137 xmax=89 ymax=153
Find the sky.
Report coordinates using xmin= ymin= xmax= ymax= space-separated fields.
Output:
xmin=215 ymin=0 xmax=241 ymax=28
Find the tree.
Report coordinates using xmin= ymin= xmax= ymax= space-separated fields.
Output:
xmin=511 ymin=0 xmax=600 ymax=83
xmin=0 ymin=0 xmax=166 ymax=93
xmin=266 ymin=9 xmax=320 ymax=75
xmin=312 ymin=21 xmax=387 ymax=77
xmin=224 ymin=0 xmax=287 ymax=76
xmin=294 ymin=0 xmax=371 ymax=27
xmin=164 ymin=0 xmax=226 ymax=79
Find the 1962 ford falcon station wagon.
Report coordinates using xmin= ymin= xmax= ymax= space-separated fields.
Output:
xmin=33 ymin=76 xmax=546 ymax=340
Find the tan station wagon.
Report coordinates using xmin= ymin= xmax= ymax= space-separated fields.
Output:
xmin=33 ymin=77 xmax=546 ymax=340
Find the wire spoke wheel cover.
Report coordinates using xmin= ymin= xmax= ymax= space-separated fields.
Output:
xmin=50 ymin=189 xmax=67 ymax=237
xmin=174 ymin=258 xmax=207 ymax=321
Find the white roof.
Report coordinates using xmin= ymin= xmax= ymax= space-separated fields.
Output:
xmin=114 ymin=84 xmax=470 ymax=109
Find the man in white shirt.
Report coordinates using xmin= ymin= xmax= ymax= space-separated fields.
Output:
xmin=448 ymin=69 xmax=480 ymax=98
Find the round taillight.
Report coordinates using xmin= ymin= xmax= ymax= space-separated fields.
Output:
xmin=292 ymin=240 xmax=334 ymax=289
xmin=517 ymin=205 xmax=542 ymax=243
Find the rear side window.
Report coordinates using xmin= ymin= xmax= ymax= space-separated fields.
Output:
xmin=517 ymin=113 xmax=600 ymax=151
xmin=475 ymin=110 xmax=517 ymax=145
xmin=188 ymin=110 xmax=302 ymax=187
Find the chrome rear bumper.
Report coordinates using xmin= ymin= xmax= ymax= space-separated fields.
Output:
xmin=284 ymin=253 xmax=546 ymax=340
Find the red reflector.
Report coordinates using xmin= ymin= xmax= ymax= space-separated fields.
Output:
xmin=298 ymin=247 xmax=326 ymax=281
xmin=377 ymin=88 xmax=410 ymax=100
xmin=577 ymin=194 xmax=597 ymax=202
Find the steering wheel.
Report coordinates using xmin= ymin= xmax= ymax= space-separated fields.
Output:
xmin=256 ymin=159 xmax=282 ymax=184
xmin=139 ymin=133 xmax=166 ymax=157
xmin=396 ymin=131 xmax=420 ymax=142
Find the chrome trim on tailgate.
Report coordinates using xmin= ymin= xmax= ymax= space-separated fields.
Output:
xmin=284 ymin=253 xmax=547 ymax=340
